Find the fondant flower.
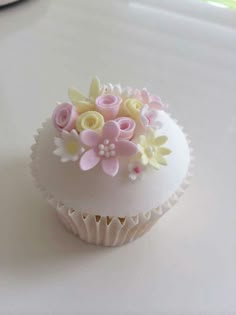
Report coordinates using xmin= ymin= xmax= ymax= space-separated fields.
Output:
xmin=68 ymin=77 xmax=101 ymax=114
xmin=76 ymin=111 xmax=104 ymax=132
xmin=115 ymin=117 xmax=136 ymax=140
xmin=121 ymin=98 xmax=143 ymax=122
xmin=135 ymin=88 xmax=167 ymax=110
xmin=128 ymin=161 xmax=145 ymax=181
xmin=137 ymin=128 xmax=171 ymax=169
xmin=103 ymin=83 xmax=122 ymax=96
xmin=52 ymin=103 xmax=78 ymax=132
xmin=103 ymin=83 xmax=134 ymax=99
xmin=53 ymin=129 xmax=83 ymax=162
xmin=96 ymin=94 xmax=122 ymax=120
xmin=140 ymin=104 xmax=162 ymax=129
xmin=79 ymin=121 xmax=138 ymax=176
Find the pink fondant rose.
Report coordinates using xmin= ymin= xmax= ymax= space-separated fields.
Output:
xmin=52 ymin=103 xmax=78 ymax=132
xmin=115 ymin=117 xmax=136 ymax=140
xmin=95 ymin=94 xmax=122 ymax=120
xmin=79 ymin=121 xmax=138 ymax=176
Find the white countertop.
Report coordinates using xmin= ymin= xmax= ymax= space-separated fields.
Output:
xmin=0 ymin=0 xmax=236 ymax=313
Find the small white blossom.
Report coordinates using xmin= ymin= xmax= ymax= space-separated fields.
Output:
xmin=53 ymin=129 xmax=84 ymax=162
xmin=128 ymin=161 xmax=145 ymax=181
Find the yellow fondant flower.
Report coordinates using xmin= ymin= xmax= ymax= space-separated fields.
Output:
xmin=68 ymin=77 xmax=102 ymax=114
xmin=121 ymin=98 xmax=143 ymax=122
xmin=137 ymin=128 xmax=171 ymax=169
xmin=76 ymin=111 xmax=104 ymax=132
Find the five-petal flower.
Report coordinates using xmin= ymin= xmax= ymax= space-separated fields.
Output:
xmin=140 ymin=104 xmax=162 ymax=129
xmin=79 ymin=121 xmax=138 ymax=176
xmin=128 ymin=160 xmax=145 ymax=181
xmin=136 ymin=88 xmax=167 ymax=111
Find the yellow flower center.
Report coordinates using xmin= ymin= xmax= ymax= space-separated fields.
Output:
xmin=134 ymin=102 xmax=142 ymax=110
xmin=145 ymin=145 xmax=155 ymax=158
xmin=84 ymin=116 xmax=96 ymax=128
xmin=65 ymin=140 xmax=79 ymax=155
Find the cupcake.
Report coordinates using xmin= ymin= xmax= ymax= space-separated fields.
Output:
xmin=31 ymin=77 xmax=193 ymax=246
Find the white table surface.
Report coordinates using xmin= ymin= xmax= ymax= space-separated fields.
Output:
xmin=0 ymin=0 xmax=236 ymax=314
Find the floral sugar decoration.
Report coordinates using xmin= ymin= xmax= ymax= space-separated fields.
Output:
xmin=52 ymin=77 xmax=172 ymax=178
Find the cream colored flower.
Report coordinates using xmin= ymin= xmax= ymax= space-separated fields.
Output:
xmin=137 ymin=128 xmax=171 ymax=169
xmin=76 ymin=111 xmax=104 ymax=132
xmin=53 ymin=129 xmax=83 ymax=162
xmin=68 ymin=77 xmax=102 ymax=114
xmin=121 ymin=98 xmax=143 ymax=122
xmin=103 ymin=83 xmax=134 ymax=99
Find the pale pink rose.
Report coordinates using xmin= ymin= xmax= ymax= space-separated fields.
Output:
xmin=115 ymin=117 xmax=136 ymax=140
xmin=95 ymin=94 xmax=122 ymax=120
xmin=52 ymin=103 xmax=78 ymax=132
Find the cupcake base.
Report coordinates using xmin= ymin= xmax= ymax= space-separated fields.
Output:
xmin=30 ymin=120 xmax=194 ymax=247
xmin=55 ymin=204 xmax=159 ymax=247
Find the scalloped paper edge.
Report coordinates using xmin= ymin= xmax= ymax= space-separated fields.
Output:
xmin=30 ymin=118 xmax=194 ymax=246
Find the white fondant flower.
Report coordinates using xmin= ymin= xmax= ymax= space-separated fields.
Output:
xmin=128 ymin=161 xmax=145 ymax=181
xmin=53 ymin=129 xmax=83 ymax=162
xmin=104 ymin=83 xmax=122 ymax=96
xmin=103 ymin=83 xmax=134 ymax=99
xmin=140 ymin=104 xmax=162 ymax=129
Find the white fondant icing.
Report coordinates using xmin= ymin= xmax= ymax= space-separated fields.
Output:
xmin=33 ymin=111 xmax=190 ymax=217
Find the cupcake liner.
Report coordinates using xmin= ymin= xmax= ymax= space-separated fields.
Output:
xmin=30 ymin=119 xmax=194 ymax=247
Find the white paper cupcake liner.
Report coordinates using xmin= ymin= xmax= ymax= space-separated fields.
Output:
xmin=30 ymin=120 xmax=194 ymax=247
